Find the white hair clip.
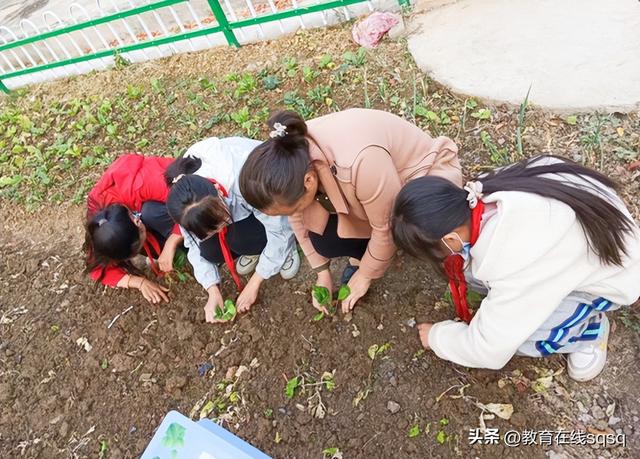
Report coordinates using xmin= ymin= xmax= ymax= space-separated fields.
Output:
xmin=463 ymin=181 xmax=484 ymax=209
xmin=269 ymin=122 xmax=287 ymax=139
xmin=172 ymin=173 xmax=185 ymax=184
xmin=98 ymin=218 xmax=108 ymax=227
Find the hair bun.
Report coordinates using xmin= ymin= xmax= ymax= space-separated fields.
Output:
xmin=268 ymin=110 xmax=307 ymax=147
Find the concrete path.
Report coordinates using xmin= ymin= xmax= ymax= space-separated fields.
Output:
xmin=407 ymin=0 xmax=640 ymax=113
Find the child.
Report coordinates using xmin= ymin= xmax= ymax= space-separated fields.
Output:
xmin=165 ymin=137 xmax=299 ymax=323
xmin=85 ymin=154 xmax=183 ymax=304
xmin=239 ymin=109 xmax=462 ymax=313
xmin=391 ymin=155 xmax=640 ymax=381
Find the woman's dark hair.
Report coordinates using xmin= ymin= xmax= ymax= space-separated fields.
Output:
xmin=84 ymin=204 xmax=143 ymax=280
xmin=164 ymin=155 xmax=202 ymax=186
xmin=392 ymin=155 xmax=634 ymax=269
xmin=167 ymin=174 xmax=230 ymax=240
xmin=239 ymin=110 xmax=311 ymax=210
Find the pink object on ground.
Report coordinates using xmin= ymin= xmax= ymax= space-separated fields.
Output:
xmin=352 ymin=12 xmax=401 ymax=49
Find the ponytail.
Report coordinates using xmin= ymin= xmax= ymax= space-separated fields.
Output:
xmin=167 ymin=175 xmax=230 ymax=240
xmin=164 ymin=155 xmax=202 ymax=186
xmin=239 ymin=110 xmax=310 ymax=210
xmin=392 ymin=155 xmax=634 ymax=267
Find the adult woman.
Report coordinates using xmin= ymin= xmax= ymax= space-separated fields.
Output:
xmin=85 ymin=154 xmax=182 ymax=304
xmin=166 ymin=137 xmax=299 ymax=322
xmin=239 ymin=108 xmax=462 ymax=312
xmin=391 ymin=155 xmax=640 ymax=381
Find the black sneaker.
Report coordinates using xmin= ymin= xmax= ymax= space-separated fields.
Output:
xmin=340 ymin=264 xmax=359 ymax=285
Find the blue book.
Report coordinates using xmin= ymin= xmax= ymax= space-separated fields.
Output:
xmin=141 ymin=411 xmax=271 ymax=459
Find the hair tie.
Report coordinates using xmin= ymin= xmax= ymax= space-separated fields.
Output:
xmin=172 ymin=173 xmax=185 ymax=184
xmin=98 ymin=218 xmax=108 ymax=227
xmin=463 ymin=181 xmax=484 ymax=209
xmin=269 ymin=122 xmax=287 ymax=139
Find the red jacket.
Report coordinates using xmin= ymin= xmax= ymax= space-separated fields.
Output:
xmin=87 ymin=154 xmax=178 ymax=286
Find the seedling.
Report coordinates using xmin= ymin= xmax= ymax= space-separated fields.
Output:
xmin=214 ymin=300 xmax=237 ymax=322
xmin=322 ymin=447 xmax=342 ymax=459
xmin=284 ymin=376 xmax=300 ymax=399
xmin=408 ymin=424 xmax=421 ymax=438
xmin=312 ymin=285 xmax=350 ymax=320
xmin=367 ymin=343 xmax=390 ymax=360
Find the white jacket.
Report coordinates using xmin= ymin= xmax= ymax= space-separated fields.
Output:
xmin=429 ymin=187 xmax=640 ymax=370
xmin=180 ymin=137 xmax=295 ymax=289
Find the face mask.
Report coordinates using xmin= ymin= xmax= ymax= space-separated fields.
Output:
xmin=442 ymin=232 xmax=472 ymax=262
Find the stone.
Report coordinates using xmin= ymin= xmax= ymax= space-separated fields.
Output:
xmin=164 ymin=375 xmax=187 ymax=393
xmin=387 ymin=401 xmax=401 ymax=414
xmin=608 ymin=416 xmax=621 ymax=426
xmin=624 ymin=425 xmax=634 ymax=436
xmin=591 ymin=405 xmax=606 ymax=420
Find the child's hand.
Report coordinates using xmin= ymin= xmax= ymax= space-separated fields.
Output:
xmin=312 ymin=269 xmax=333 ymax=314
xmin=341 ymin=270 xmax=371 ymax=313
xmin=417 ymin=323 xmax=434 ymax=350
xmin=204 ymin=285 xmax=225 ymax=323
xmin=236 ymin=273 xmax=264 ymax=313
xmin=137 ymin=277 xmax=169 ymax=304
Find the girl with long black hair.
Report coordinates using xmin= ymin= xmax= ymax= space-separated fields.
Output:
xmin=391 ymin=155 xmax=640 ymax=381
xmin=85 ymin=154 xmax=183 ymax=304
xmin=165 ymin=137 xmax=299 ymax=323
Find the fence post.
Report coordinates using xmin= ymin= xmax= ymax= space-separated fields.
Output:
xmin=0 ymin=78 xmax=8 ymax=94
xmin=206 ymin=0 xmax=240 ymax=48
xmin=397 ymin=0 xmax=411 ymax=11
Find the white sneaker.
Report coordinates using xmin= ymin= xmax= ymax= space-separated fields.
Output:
xmin=279 ymin=248 xmax=300 ymax=280
xmin=236 ymin=255 xmax=259 ymax=275
xmin=567 ymin=315 xmax=610 ymax=382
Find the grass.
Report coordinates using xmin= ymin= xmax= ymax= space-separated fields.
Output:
xmin=0 ymin=25 xmax=638 ymax=214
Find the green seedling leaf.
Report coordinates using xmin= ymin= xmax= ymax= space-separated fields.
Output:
xmin=471 ymin=108 xmax=492 ymax=120
xmin=312 ymin=285 xmax=331 ymax=306
xmin=313 ymin=312 xmax=325 ymax=321
xmin=214 ymin=300 xmax=237 ymax=322
xmin=100 ymin=358 xmax=109 ymax=370
xmin=439 ymin=417 xmax=449 ymax=426
xmin=285 ymin=376 xmax=300 ymax=399
xmin=368 ymin=343 xmax=390 ymax=360
xmin=367 ymin=344 xmax=379 ymax=360
xmin=436 ymin=430 xmax=447 ymax=444
xmin=321 ymin=371 xmax=336 ymax=390
xmin=161 ymin=422 xmax=186 ymax=448
xmin=323 ymin=447 xmax=342 ymax=458
xmin=200 ymin=400 xmax=215 ymax=419
xmin=264 ymin=408 xmax=273 ymax=418
xmin=408 ymin=424 xmax=421 ymax=438
xmin=566 ymin=115 xmax=578 ymax=125
xmin=98 ymin=440 xmax=108 ymax=459
xmin=50 ymin=324 xmax=60 ymax=333
xmin=337 ymin=285 xmax=350 ymax=301
xmin=222 ymin=299 xmax=237 ymax=321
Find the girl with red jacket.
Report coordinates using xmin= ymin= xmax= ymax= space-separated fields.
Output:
xmin=85 ymin=153 xmax=183 ymax=304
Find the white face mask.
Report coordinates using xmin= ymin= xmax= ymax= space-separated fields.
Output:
xmin=442 ymin=232 xmax=472 ymax=261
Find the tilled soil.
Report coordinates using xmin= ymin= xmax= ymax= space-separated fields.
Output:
xmin=1 ymin=205 xmax=639 ymax=459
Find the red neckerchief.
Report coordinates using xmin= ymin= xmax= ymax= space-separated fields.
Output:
xmin=206 ymin=178 xmax=244 ymax=292
xmin=143 ymin=232 xmax=162 ymax=277
xmin=442 ymin=201 xmax=485 ymax=323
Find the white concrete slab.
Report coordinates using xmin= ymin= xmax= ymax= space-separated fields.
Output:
xmin=407 ymin=0 xmax=640 ymax=112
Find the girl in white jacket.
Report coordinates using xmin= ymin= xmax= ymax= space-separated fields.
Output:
xmin=391 ymin=155 xmax=640 ymax=381
xmin=165 ymin=137 xmax=300 ymax=323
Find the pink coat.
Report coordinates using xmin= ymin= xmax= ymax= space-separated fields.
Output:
xmin=288 ymin=108 xmax=462 ymax=279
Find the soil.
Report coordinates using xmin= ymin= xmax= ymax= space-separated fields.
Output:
xmin=1 ymin=21 xmax=640 ymax=459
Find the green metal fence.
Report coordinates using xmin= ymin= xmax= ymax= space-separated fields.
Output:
xmin=0 ymin=0 xmax=403 ymax=93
